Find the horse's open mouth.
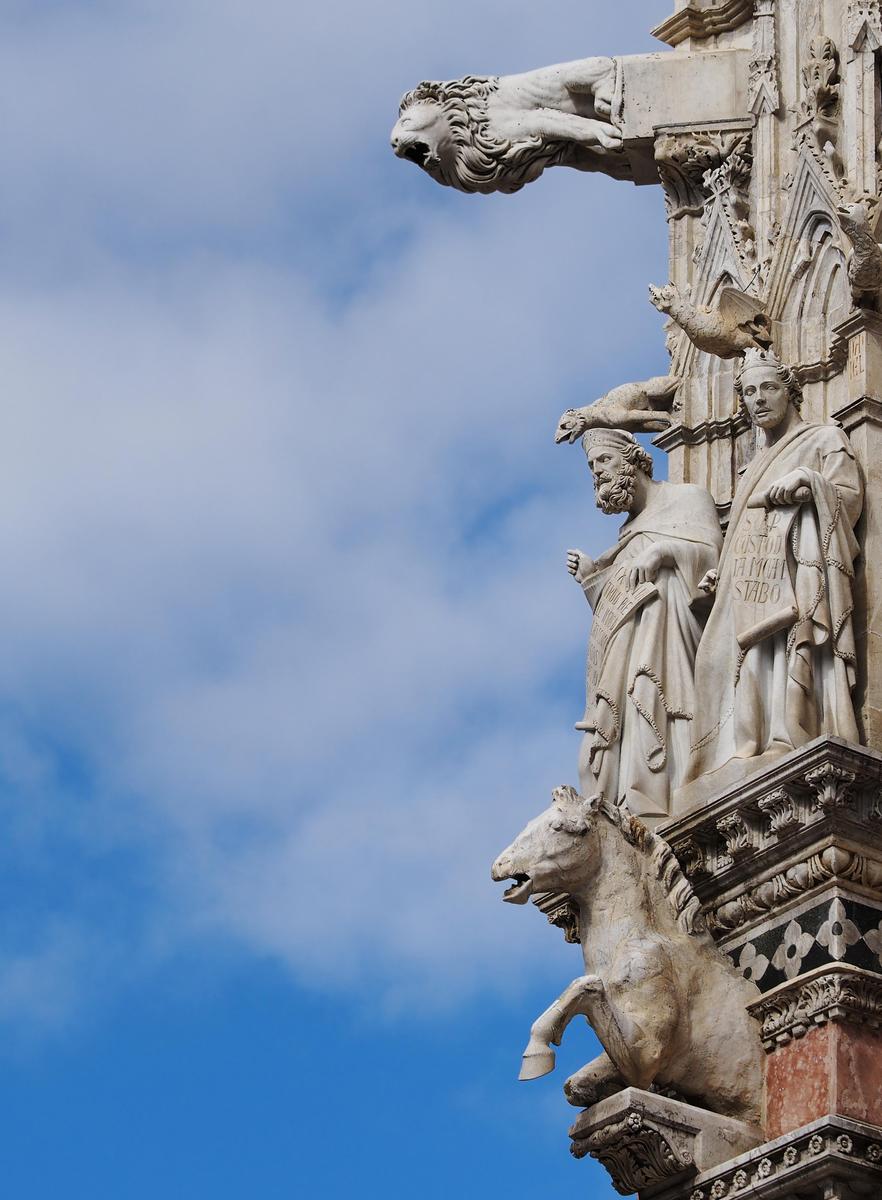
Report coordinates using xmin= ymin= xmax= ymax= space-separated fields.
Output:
xmin=502 ymin=874 xmax=533 ymax=905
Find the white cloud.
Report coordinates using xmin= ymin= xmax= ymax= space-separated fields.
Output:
xmin=0 ymin=0 xmax=670 ymax=1023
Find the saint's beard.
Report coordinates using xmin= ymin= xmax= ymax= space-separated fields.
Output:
xmin=595 ymin=464 xmax=637 ymax=514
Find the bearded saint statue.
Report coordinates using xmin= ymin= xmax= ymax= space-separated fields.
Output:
xmin=567 ymin=429 xmax=722 ymax=824
xmin=682 ymin=349 xmax=864 ymax=806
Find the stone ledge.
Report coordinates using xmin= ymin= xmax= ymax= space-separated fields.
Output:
xmin=661 ymin=739 xmax=882 ymax=938
xmin=653 ymin=1115 xmax=882 ymax=1200
xmin=569 ymin=1088 xmax=760 ymax=1197
xmin=748 ymin=964 xmax=882 ymax=1050
xmin=652 ymin=1 xmax=754 ymax=48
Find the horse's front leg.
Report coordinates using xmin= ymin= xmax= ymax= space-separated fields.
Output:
xmin=519 ymin=975 xmax=603 ymax=1081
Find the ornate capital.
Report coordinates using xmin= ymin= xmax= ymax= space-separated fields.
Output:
xmin=749 ymin=966 xmax=882 ymax=1050
xmin=655 ymin=129 xmax=753 ymax=223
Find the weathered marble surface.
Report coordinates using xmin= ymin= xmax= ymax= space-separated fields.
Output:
xmin=683 ymin=352 xmax=863 ymax=806
xmin=491 ymin=787 xmax=763 ymax=1125
xmin=569 ymin=429 xmax=721 ymax=821
xmin=568 ymin=1087 xmax=760 ymax=1194
xmin=394 ymin=1 xmax=882 ymax=1191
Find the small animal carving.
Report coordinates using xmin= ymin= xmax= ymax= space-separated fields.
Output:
xmin=491 ymin=786 xmax=763 ymax=1128
xmin=648 ymin=283 xmax=772 ymax=360
xmin=837 ymin=200 xmax=882 ymax=308
xmin=390 ymin=58 xmax=625 ymax=195
xmin=555 ymin=375 xmax=680 ymax=441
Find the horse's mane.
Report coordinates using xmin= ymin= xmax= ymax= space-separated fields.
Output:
xmin=599 ymin=798 xmax=706 ymax=936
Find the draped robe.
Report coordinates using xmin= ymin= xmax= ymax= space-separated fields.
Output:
xmin=578 ymin=481 xmax=722 ymax=820
xmin=684 ymin=421 xmax=863 ymax=796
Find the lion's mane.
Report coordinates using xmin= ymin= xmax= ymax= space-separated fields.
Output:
xmin=398 ymin=76 xmax=580 ymax=195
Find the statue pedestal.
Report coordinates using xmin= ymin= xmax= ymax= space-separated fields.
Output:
xmin=651 ymin=738 xmax=882 ymax=1197
xmin=568 ymin=1088 xmax=760 ymax=1196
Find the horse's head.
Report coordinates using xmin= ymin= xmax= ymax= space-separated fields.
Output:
xmin=491 ymin=786 xmax=600 ymax=904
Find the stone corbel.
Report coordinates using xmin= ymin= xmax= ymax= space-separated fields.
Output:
xmin=569 ymin=1088 xmax=760 ymax=1193
xmin=531 ymin=890 xmax=581 ymax=945
xmin=757 ymin=787 xmax=802 ymax=836
xmin=806 ymin=763 xmax=858 ymax=812
xmin=655 ymin=128 xmax=753 ymax=222
xmin=716 ymin=811 xmax=757 ymax=866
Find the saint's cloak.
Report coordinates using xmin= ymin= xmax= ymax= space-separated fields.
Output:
xmin=685 ymin=421 xmax=863 ymax=790
xmin=578 ymin=481 xmax=722 ymax=820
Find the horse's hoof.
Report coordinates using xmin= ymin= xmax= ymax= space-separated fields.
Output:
xmin=519 ymin=1046 xmax=556 ymax=1080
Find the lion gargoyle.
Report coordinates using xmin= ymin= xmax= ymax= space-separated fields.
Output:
xmin=390 ymin=58 xmax=626 ymax=195
xmin=491 ymin=787 xmax=763 ymax=1128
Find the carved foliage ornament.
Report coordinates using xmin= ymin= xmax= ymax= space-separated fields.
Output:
xmin=655 ymin=131 xmax=752 ymax=222
xmin=797 ymin=37 xmax=844 ymax=182
xmin=572 ymin=1109 xmax=695 ymax=1194
xmin=749 ymin=969 xmax=882 ymax=1049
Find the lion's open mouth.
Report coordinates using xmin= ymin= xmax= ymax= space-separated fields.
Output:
xmin=402 ymin=141 xmax=430 ymax=167
xmin=502 ymin=874 xmax=533 ymax=905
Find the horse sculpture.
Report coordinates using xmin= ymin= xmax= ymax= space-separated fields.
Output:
xmin=491 ymin=786 xmax=763 ymax=1127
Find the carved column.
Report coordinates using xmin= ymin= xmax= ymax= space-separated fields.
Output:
xmin=845 ymin=1 xmax=882 ymax=197
xmin=834 ymin=311 xmax=882 ymax=748
xmin=749 ymin=0 xmax=780 ymax=272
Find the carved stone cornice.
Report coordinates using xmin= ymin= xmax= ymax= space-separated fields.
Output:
xmin=671 ymin=1116 xmax=882 ymax=1200
xmin=652 ymin=1 xmax=754 ymax=48
xmin=664 ymin=738 xmax=882 ymax=933
xmin=748 ymin=965 xmax=882 ymax=1050
xmin=653 ymin=411 xmax=750 ymax=454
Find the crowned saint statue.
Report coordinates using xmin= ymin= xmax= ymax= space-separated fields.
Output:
xmin=682 ymin=350 xmax=864 ymax=804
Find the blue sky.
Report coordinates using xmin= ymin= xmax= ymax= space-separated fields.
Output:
xmin=0 ymin=2 xmax=672 ymax=1195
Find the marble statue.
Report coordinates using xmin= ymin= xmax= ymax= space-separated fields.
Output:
xmin=491 ymin=786 xmax=763 ymax=1127
xmin=837 ymin=200 xmax=882 ymax=308
xmin=395 ymin=6 xmax=882 ymax=1192
xmin=568 ymin=429 xmax=721 ymax=822
xmin=648 ymin=284 xmax=772 ymax=360
xmin=555 ymin=374 xmax=680 ymax=440
xmin=390 ymin=58 xmax=625 ymax=194
xmin=684 ymin=349 xmax=864 ymax=800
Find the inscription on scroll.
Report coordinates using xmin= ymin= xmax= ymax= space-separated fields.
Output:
xmin=732 ymin=505 xmax=798 ymax=649
xmin=586 ymin=566 xmax=657 ymax=696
